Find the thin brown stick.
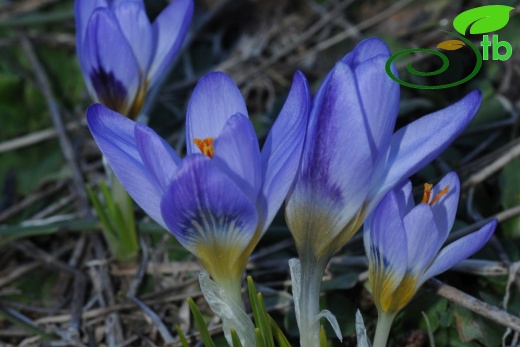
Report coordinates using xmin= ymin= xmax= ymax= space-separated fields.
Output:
xmin=426 ymin=278 xmax=520 ymax=333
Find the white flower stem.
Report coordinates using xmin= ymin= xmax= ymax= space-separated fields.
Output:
xmin=298 ymin=256 xmax=328 ymax=347
xmin=373 ymin=312 xmax=396 ymax=347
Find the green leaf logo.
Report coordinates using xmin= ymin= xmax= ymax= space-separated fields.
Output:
xmin=453 ymin=5 xmax=514 ymax=35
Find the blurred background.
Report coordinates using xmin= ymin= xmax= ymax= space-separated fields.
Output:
xmin=0 ymin=0 xmax=519 ymax=346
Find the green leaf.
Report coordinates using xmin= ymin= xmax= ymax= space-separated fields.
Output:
xmin=453 ymin=5 xmax=514 ymax=35
xmin=269 ymin=315 xmax=292 ymax=347
xmin=255 ymin=328 xmax=266 ymax=347
xmin=320 ymin=325 xmax=327 ymax=347
xmin=247 ymin=277 xmax=274 ymax=347
xmin=230 ymin=329 xmax=243 ymax=347
xmin=453 ymin=306 xmax=502 ymax=346
xmin=187 ymin=298 xmax=216 ymax=347
xmin=175 ymin=326 xmax=190 ymax=347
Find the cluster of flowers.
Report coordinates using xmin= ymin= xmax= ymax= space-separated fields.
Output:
xmin=76 ymin=0 xmax=497 ymax=346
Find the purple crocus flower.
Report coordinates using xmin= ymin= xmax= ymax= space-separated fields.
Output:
xmin=75 ymin=0 xmax=193 ymax=119
xmin=366 ymin=173 xmax=496 ymax=345
xmin=286 ymin=38 xmax=482 ymax=262
xmin=284 ymin=38 xmax=482 ymax=347
xmin=87 ymin=71 xmax=310 ymax=304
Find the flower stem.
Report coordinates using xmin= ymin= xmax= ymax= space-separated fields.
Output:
xmin=373 ymin=312 xmax=395 ymax=347
xmin=298 ymin=256 xmax=328 ymax=347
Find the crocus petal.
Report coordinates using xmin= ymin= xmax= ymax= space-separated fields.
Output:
xmin=341 ymin=37 xmax=391 ymax=68
xmin=429 ymin=172 xmax=460 ymax=245
xmin=113 ymin=0 xmax=153 ymax=72
xmin=369 ymin=190 xmax=408 ymax=288
xmin=134 ymin=124 xmax=182 ymax=193
xmin=213 ymin=113 xmax=262 ymax=204
xmin=420 ymin=220 xmax=497 ymax=284
xmin=186 ymin=72 xmax=248 ymax=154
xmin=286 ymin=62 xmax=372 ymax=256
xmin=74 ymin=0 xmax=108 ymax=59
xmin=160 ymin=155 xmax=258 ymax=254
xmin=87 ymin=104 xmax=178 ymax=229
xmin=260 ymin=71 xmax=310 ymax=231
xmin=403 ymin=204 xmax=441 ymax=275
xmin=367 ymin=90 xmax=482 ymax=210
xmin=302 ymin=62 xmax=372 ymax=225
xmin=353 ymin=55 xmax=399 ymax=160
xmin=148 ymin=0 xmax=194 ymax=83
xmin=83 ymin=8 xmax=141 ymax=113
xmin=394 ymin=180 xmax=414 ymax=217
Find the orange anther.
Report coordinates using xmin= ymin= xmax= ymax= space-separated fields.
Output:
xmin=193 ymin=137 xmax=214 ymax=158
xmin=429 ymin=186 xmax=449 ymax=206
xmin=421 ymin=183 xmax=433 ymax=204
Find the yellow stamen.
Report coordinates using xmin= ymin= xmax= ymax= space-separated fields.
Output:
xmin=429 ymin=186 xmax=449 ymax=206
xmin=421 ymin=183 xmax=433 ymax=204
xmin=421 ymin=183 xmax=450 ymax=206
xmin=193 ymin=137 xmax=214 ymax=158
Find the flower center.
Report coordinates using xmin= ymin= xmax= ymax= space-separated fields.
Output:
xmin=421 ymin=183 xmax=449 ymax=206
xmin=193 ymin=137 xmax=215 ymax=158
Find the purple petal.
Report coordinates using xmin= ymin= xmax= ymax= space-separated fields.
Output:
xmin=160 ymin=155 xmax=258 ymax=254
xmin=83 ymin=8 xmax=141 ymax=113
xmin=429 ymin=172 xmax=460 ymax=245
xmin=341 ymin=38 xmax=391 ymax=68
xmin=74 ymin=0 xmax=108 ymax=59
xmin=393 ymin=180 xmax=415 ymax=217
xmin=420 ymin=220 xmax=497 ymax=284
xmin=403 ymin=204 xmax=441 ymax=276
xmin=260 ymin=71 xmax=310 ymax=231
xmin=148 ymin=0 xmax=194 ymax=84
xmin=286 ymin=63 xmax=373 ymax=255
xmin=367 ymin=90 xmax=482 ymax=211
xmin=353 ymin=55 xmax=399 ymax=161
xmin=369 ymin=189 xmax=408 ymax=287
xmin=212 ymin=113 xmax=262 ymax=204
xmin=186 ymin=72 xmax=248 ymax=154
xmin=87 ymin=104 xmax=178 ymax=229
xmin=302 ymin=62 xmax=372 ymax=224
xmin=134 ymin=124 xmax=182 ymax=192
xmin=113 ymin=0 xmax=153 ymax=72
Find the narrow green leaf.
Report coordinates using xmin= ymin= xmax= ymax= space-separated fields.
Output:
xmin=257 ymin=293 xmax=274 ymax=347
xmin=453 ymin=5 xmax=514 ymax=35
xmin=175 ymin=326 xmax=190 ymax=347
xmin=268 ymin=315 xmax=292 ymax=347
xmin=187 ymin=298 xmax=216 ymax=347
xmin=255 ymin=328 xmax=266 ymax=347
xmin=320 ymin=325 xmax=327 ymax=347
xmin=87 ymin=185 xmax=117 ymax=240
xmin=230 ymin=329 xmax=243 ymax=347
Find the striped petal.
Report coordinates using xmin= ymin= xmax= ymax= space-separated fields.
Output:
xmin=83 ymin=8 xmax=141 ymax=114
xmin=369 ymin=189 xmax=408 ymax=288
xmin=286 ymin=62 xmax=372 ymax=254
xmin=160 ymin=155 xmax=258 ymax=257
